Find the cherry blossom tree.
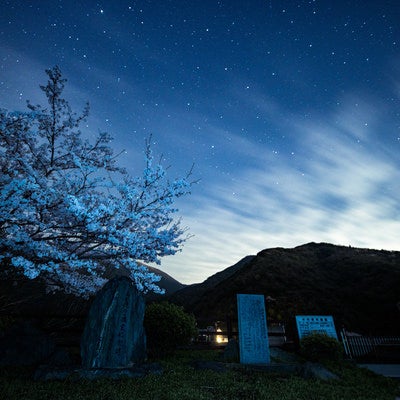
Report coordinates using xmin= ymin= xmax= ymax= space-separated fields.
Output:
xmin=0 ymin=66 xmax=192 ymax=297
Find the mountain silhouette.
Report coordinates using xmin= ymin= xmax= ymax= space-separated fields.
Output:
xmin=170 ymin=242 xmax=400 ymax=336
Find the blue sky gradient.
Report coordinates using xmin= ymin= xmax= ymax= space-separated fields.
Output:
xmin=1 ymin=1 xmax=400 ymax=283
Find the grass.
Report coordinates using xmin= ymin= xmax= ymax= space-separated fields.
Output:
xmin=0 ymin=349 xmax=399 ymax=400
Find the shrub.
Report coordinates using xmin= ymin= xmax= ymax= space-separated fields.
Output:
xmin=144 ymin=301 xmax=197 ymax=356
xmin=299 ymin=332 xmax=344 ymax=362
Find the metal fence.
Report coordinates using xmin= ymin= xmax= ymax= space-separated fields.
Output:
xmin=340 ymin=330 xmax=400 ymax=361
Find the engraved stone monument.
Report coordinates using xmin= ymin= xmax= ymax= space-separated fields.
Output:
xmin=295 ymin=315 xmax=338 ymax=340
xmin=237 ymin=294 xmax=270 ymax=364
xmin=81 ymin=276 xmax=146 ymax=369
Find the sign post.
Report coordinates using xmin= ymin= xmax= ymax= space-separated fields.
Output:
xmin=295 ymin=315 xmax=338 ymax=340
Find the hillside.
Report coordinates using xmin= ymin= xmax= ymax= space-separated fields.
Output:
xmin=170 ymin=255 xmax=255 ymax=310
xmin=145 ymin=266 xmax=186 ymax=301
xmin=170 ymin=242 xmax=400 ymax=335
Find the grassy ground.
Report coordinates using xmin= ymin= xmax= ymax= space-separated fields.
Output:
xmin=1 ymin=349 xmax=398 ymax=400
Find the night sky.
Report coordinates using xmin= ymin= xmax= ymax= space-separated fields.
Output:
xmin=1 ymin=1 xmax=400 ymax=284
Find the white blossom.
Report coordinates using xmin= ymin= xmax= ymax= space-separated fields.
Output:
xmin=0 ymin=67 xmax=192 ymax=297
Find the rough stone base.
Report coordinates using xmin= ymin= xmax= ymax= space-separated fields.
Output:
xmin=300 ymin=362 xmax=339 ymax=380
xmin=34 ymin=363 xmax=162 ymax=381
xmin=191 ymin=346 xmax=340 ymax=382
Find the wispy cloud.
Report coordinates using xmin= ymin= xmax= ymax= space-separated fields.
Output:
xmin=161 ymin=92 xmax=400 ymax=284
xmin=3 ymin=47 xmax=399 ymax=286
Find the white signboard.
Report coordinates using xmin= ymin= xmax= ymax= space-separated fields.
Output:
xmin=295 ymin=315 xmax=338 ymax=340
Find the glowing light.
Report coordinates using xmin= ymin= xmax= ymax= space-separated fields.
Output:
xmin=215 ymin=328 xmax=228 ymax=343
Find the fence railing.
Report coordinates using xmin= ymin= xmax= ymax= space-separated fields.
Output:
xmin=340 ymin=330 xmax=400 ymax=361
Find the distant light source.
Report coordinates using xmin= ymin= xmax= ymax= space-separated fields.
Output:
xmin=215 ymin=328 xmax=228 ymax=343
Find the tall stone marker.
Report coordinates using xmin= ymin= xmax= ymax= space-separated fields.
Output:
xmin=295 ymin=315 xmax=338 ymax=340
xmin=237 ymin=294 xmax=270 ymax=364
xmin=81 ymin=276 xmax=146 ymax=369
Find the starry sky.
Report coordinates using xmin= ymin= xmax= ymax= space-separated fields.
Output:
xmin=1 ymin=1 xmax=400 ymax=284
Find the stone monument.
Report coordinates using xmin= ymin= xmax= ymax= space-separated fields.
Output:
xmin=81 ymin=276 xmax=146 ymax=369
xmin=237 ymin=294 xmax=270 ymax=364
